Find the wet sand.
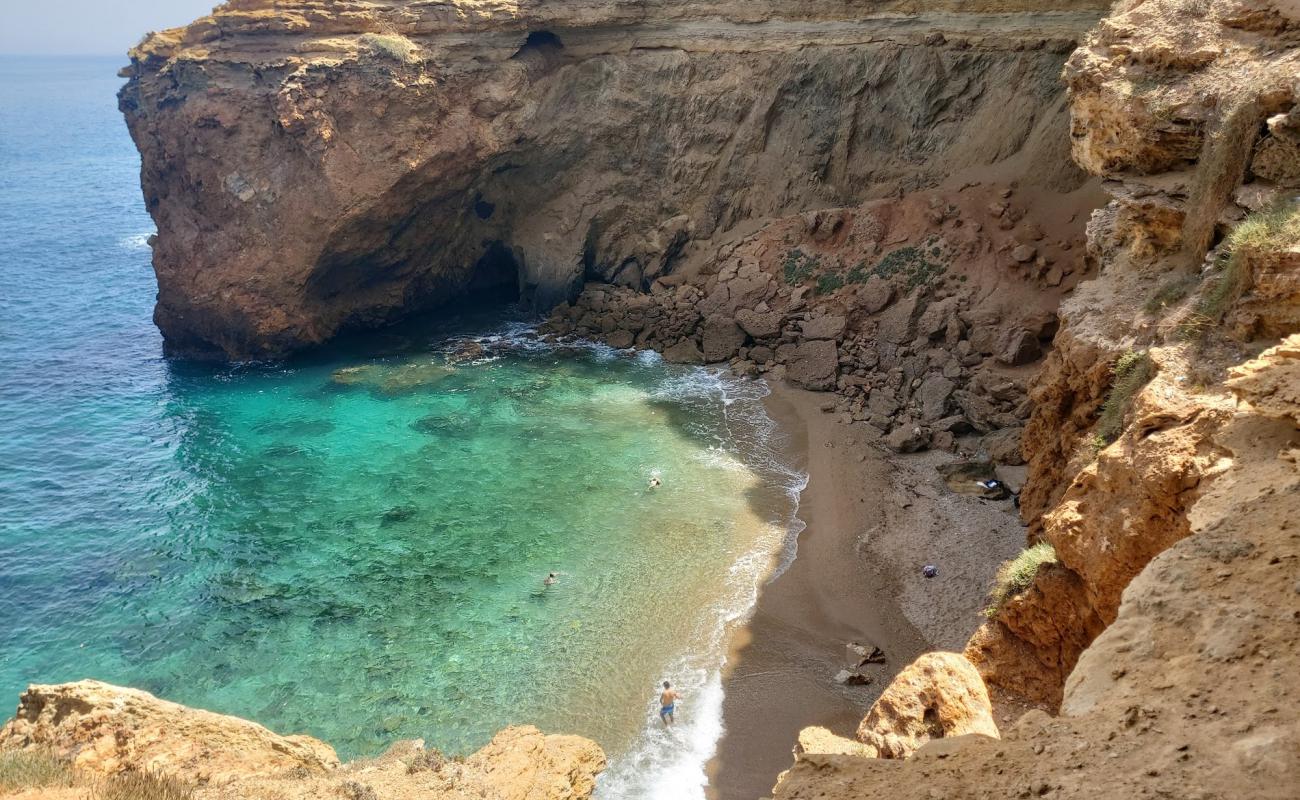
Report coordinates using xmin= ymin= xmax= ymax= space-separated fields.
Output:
xmin=708 ymin=382 xmax=1026 ymax=800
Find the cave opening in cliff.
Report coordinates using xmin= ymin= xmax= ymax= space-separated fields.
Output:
xmin=511 ymin=30 xmax=564 ymax=62
xmin=464 ymin=240 xmax=522 ymax=307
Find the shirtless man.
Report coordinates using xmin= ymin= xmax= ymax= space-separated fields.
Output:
xmin=659 ymin=681 xmax=679 ymax=725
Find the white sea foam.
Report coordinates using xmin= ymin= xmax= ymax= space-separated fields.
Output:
xmin=119 ymin=231 xmax=154 ymax=251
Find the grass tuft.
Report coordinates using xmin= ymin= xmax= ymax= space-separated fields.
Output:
xmin=1179 ymin=199 xmax=1299 ymax=339
xmin=94 ymin=771 xmax=195 ymax=800
xmin=1094 ymin=350 xmax=1156 ymax=446
xmin=0 ymin=749 xmax=76 ymax=791
xmin=984 ymin=542 xmax=1057 ymax=617
xmin=360 ymin=32 xmax=418 ymax=62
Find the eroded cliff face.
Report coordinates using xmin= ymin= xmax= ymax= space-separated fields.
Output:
xmin=121 ymin=0 xmax=1107 ymax=358
xmin=0 ymin=681 xmax=606 ymax=800
xmin=779 ymin=0 xmax=1300 ymax=796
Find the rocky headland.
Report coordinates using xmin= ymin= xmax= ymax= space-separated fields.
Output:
xmin=3 ymin=0 xmax=1296 ymax=799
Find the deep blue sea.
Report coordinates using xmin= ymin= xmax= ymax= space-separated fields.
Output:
xmin=0 ymin=57 xmax=803 ymax=799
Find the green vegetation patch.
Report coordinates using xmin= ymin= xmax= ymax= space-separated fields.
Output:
xmin=781 ymin=249 xmax=820 ymax=285
xmin=784 ymin=240 xmax=949 ymax=295
xmin=0 ymin=749 xmax=76 ymax=792
xmin=1094 ymin=350 xmax=1157 ymax=448
xmin=868 ymin=244 xmax=948 ymax=290
xmin=1179 ymin=199 xmax=1299 ymax=339
xmin=984 ymin=542 xmax=1057 ymax=618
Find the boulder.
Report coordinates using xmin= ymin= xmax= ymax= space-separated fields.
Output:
xmin=1012 ymin=243 xmax=1037 ymax=263
xmin=605 ymin=329 xmax=634 ymax=349
xmin=0 ymin=680 xmax=338 ymax=782
xmin=916 ymin=375 xmax=956 ymax=421
xmin=735 ymin=308 xmax=783 ymax=339
xmin=787 ymin=340 xmax=839 ymax=391
xmin=701 ymin=315 xmax=747 ymax=362
xmin=998 ymin=329 xmax=1042 ymax=366
xmin=982 ymin=426 xmax=1025 ymax=465
xmin=662 ymin=338 xmax=704 ymax=364
xmin=857 ymin=277 xmax=895 ymax=314
xmin=886 ymin=423 xmax=929 ymax=453
xmin=953 ymin=390 xmax=1020 ymax=432
xmin=800 ymin=314 xmax=847 ymax=341
xmin=795 ymin=726 xmax=877 ymax=759
xmin=856 ymin=652 xmax=999 ymax=759
xmin=877 ymin=293 xmax=919 ymax=344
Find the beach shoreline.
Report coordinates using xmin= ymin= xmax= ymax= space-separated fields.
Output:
xmin=706 ymin=380 xmax=1027 ymax=800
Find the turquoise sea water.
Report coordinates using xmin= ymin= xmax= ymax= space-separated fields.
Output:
xmin=0 ymin=57 xmax=802 ymax=798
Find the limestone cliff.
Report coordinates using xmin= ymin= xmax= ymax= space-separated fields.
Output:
xmin=121 ymin=0 xmax=1106 ymax=359
xmin=0 ymin=681 xmax=606 ymax=800
xmin=778 ymin=0 xmax=1300 ymax=797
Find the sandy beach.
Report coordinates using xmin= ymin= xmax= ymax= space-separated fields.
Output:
xmin=708 ymin=381 xmax=1027 ymax=800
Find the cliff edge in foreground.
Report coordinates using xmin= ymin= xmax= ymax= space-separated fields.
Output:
xmin=777 ymin=0 xmax=1300 ymax=797
xmin=0 ymin=681 xmax=605 ymax=800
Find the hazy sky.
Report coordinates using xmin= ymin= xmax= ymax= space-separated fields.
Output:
xmin=1 ymin=1 xmax=220 ymax=56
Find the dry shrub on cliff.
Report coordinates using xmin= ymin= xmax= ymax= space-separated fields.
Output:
xmin=360 ymin=33 xmax=418 ymax=62
xmin=0 ymin=748 xmax=75 ymax=791
xmin=984 ymin=542 xmax=1057 ymax=617
xmin=93 ymin=771 xmax=195 ymax=800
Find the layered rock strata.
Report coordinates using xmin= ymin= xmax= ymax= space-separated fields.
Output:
xmin=0 ymin=681 xmax=606 ymax=800
xmin=121 ymin=0 xmax=1106 ymax=358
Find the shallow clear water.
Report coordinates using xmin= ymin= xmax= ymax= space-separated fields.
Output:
xmin=0 ymin=57 xmax=803 ymax=798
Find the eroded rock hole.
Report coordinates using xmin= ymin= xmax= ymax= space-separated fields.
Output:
xmin=513 ymin=30 xmax=563 ymax=58
xmin=466 ymin=241 xmax=522 ymax=305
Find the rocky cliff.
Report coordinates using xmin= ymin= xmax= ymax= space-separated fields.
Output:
xmin=121 ymin=0 xmax=1107 ymax=359
xmin=777 ymin=0 xmax=1300 ymax=797
xmin=0 ymin=681 xmax=605 ymax=800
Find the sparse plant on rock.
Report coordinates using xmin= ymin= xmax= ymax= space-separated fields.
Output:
xmin=1179 ymin=199 xmax=1299 ymax=338
xmin=1094 ymin=350 xmax=1156 ymax=447
xmin=984 ymin=542 xmax=1057 ymax=618
xmin=360 ymin=32 xmax=418 ymax=62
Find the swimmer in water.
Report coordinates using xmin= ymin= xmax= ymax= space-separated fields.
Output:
xmin=648 ymin=473 xmax=662 ymax=490
xmin=543 ymin=572 xmax=559 ymax=586
xmin=659 ymin=681 xmax=678 ymax=725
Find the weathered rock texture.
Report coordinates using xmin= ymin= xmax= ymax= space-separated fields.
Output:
xmin=0 ymin=681 xmax=606 ymax=800
xmin=854 ymin=652 xmax=999 ymax=759
xmin=121 ymin=0 xmax=1107 ymax=358
xmin=776 ymin=0 xmax=1300 ymax=797
xmin=0 ymin=680 xmax=338 ymax=783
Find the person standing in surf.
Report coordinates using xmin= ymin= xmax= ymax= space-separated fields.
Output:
xmin=659 ymin=681 xmax=679 ymax=725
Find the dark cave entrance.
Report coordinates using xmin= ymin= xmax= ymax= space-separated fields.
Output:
xmin=464 ymin=240 xmax=522 ymax=306
xmin=512 ymin=30 xmax=564 ymax=58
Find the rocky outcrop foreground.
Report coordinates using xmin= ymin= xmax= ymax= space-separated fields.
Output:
xmin=121 ymin=0 xmax=1105 ymax=358
xmin=0 ymin=681 xmax=338 ymax=783
xmin=0 ymin=681 xmax=605 ymax=800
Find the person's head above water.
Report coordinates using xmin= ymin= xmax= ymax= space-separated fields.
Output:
xmin=663 ymin=680 xmax=671 ymax=689
xmin=549 ymin=572 xmax=557 ymax=578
